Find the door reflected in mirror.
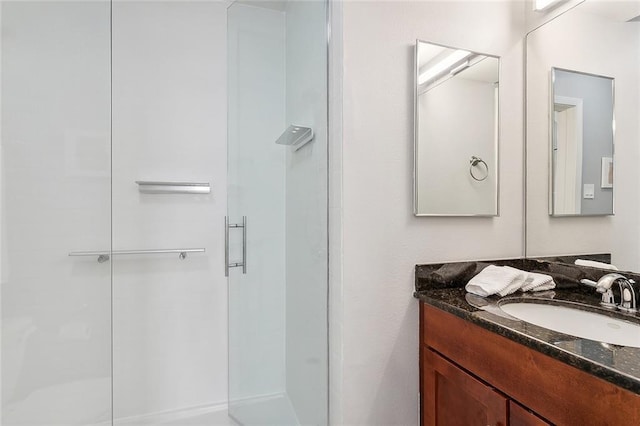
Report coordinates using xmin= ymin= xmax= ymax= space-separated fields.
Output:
xmin=525 ymin=0 xmax=640 ymax=270
xmin=414 ymin=40 xmax=500 ymax=216
xmin=550 ymin=68 xmax=614 ymax=216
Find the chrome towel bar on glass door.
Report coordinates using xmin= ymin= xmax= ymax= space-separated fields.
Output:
xmin=225 ymin=216 xmax=246 ymax=276
xmin=68 ymin=248 xmax=206 ymax=263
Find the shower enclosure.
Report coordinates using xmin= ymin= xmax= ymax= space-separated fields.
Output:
xmin=1 ymin=0 xmax=328 ymax=425
xmin=226 ymin=1 xmax=329 ymax=425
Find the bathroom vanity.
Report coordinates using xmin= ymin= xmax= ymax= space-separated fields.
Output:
xmin=412 ymin=1 xmax=640 ymax=423
xmin=415 ymin=260 xmax=640 ymax=425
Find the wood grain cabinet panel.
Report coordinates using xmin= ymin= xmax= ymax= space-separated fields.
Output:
xmin=419 ymin=302 xmax=640 ymax=425
xmin=509 ymin=401 xmax=551 ymax=426
xmin=423 ymin=349 xmax=508 ymax=426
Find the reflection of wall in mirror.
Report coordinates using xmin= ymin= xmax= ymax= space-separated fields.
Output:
xmin=526 ymin=6 xmax=640 ymax=270
xmin=417 ymin=70 xmax=497 ymax=215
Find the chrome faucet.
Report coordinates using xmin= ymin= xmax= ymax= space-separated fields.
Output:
xmin=617 ymin=279 xmax=637 ymax=313
xmin=581 ymin=273 xmax=637 ymax=313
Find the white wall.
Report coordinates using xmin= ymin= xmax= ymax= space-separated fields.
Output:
xmin=615 ymin=13 xmax=640 ymax=271
xmin=335 ymin=1 xmax=525 ymax=424
xmin=524 ymin=0 xmax=585 ymax=32
xmin=1 ymin=2 xmax=112 ymax=423
xmin=111 ymin=1 xmax=228 ymax=420
xmin=328 ymin=2 xmax=345 ymax=425
xmin=525 ymin=6 xmax=639 ymax=267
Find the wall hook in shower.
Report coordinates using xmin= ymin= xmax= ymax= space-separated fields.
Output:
xmin=275 ymin=125 xmax=314 ymax=151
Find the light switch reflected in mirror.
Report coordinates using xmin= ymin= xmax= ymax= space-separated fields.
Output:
xmin=525 ymin=0 xmax=640 ymax=269
xmin=414 ymin=40 xmax=499 ymax=216
xmin=550 ymin=68 xmax=614 ymax=216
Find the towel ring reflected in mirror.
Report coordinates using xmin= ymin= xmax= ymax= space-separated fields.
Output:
xmin=469 ymin=156 xmax=489 ymax=181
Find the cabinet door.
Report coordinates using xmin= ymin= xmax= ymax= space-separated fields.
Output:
xmin=423 ymin=350 xmax=508 ymax=426
xmin=509 ymin=401 xmax=551 ymax=426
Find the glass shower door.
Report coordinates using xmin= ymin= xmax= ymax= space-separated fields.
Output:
xmin=227 ymin=1 xmax=328 ymax=425
xmin=109 ymin=2 xmax=224 ymax=423
xmin=1 ymin=1 xmax=113 ymax=424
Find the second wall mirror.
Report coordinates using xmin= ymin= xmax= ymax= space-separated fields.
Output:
xmin=550 ymin=67 xmax=614 ymax=216
xmin=414 ymin=40 xmax=500 ymax=217
xmin=525 ymin=0 xmax=639 ymax=269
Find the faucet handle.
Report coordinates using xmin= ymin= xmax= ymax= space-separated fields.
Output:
xmin=599 ymin=288 xmax=617 ymax=309
xmin=617 ymin=279 xmax=638 ymax=314
xmin=581 ymin=276 xmax=620 ymax=309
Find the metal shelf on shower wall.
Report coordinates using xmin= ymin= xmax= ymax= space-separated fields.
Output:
xmin=275 ymin=125 xmax=314 ymax=151
xmin=135 ymin=181 xmax=210 ymax=194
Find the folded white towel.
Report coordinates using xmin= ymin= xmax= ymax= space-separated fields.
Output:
xmin=465 ymin=265 xmax=527 ymax=297
xmin=517 ymin=269 xmax=556 ymax=292
xmin=574 ymin=259 xmax=618 ymax=271
xmin=466 ymin=265 xmax=556 ymax=297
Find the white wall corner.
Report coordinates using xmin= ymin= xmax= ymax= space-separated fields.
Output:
xmin=328 ymin=0 xmax=344 ymax=424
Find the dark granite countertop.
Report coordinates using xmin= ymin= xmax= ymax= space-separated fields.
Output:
xmin=414 ymin=258 xmax=640 ymax=395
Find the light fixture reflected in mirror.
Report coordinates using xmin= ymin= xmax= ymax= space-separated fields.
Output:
xmin=418 ymin=49 xmax=472 ymax=85
xmin=533 ymin=0 xmax=569 ymax=12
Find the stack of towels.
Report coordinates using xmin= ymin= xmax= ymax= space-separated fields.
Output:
xmin=465 ymin=265 xmax=555 ymax=297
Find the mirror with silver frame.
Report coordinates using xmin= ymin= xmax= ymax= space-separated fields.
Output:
xmin=526 ymin=0 xmax=640 ymax=270
xmin=550 ymin=67 xmax=614 ymax=216
xmin=414 ymin=40 xmax=499 ymax=217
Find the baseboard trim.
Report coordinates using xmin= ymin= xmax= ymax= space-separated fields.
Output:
xmin=229 ymin=391 xmax=285 ymax=408
xmin=91 ymin=393 xmax=295 ymax=425
xmin=228 ymin=392 xmax=299 ymax=425
xmin=92 ymin=401 xmax=228 ymax=425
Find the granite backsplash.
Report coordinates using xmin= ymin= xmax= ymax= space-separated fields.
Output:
xmin=415 ymin=256 xmax=640 ymax=293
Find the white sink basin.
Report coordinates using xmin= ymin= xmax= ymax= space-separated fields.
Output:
xmin=499 ymin=301 xmax=640 ymax=348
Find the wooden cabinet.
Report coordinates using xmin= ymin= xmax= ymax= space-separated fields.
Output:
xmin=509 ymin=401 xmax=550 ymax=426
xmin=423 ymin=349 xmax=508 ymax=426
xmin=420 ymin=302 xmax=640 ymax=425
xmin=421 ymin=349 xmax=551 ymax=426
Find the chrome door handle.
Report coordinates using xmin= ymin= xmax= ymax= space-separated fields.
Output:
xmin=242 ymin=216 xmax=247 ymax=274
xmin=225 ymin=216 xmax=229 ymax=277
xmin=225 ymin=216 xmax=246 ymax=276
